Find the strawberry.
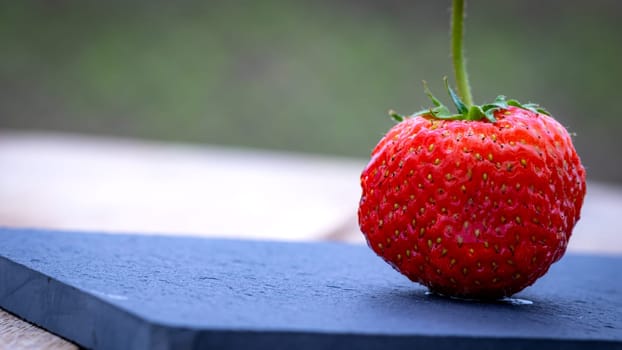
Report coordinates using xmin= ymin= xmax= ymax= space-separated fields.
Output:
xmin=358 ymin=1 xmax=586 ymax=299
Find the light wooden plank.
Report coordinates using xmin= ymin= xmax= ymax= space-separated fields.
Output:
xmin=0 ymin=309 xmax=77 ymax=350
xmin=0 ymin=131 xmax=362 ymax=241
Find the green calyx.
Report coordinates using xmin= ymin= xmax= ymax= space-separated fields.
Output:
xmin=389 ymin=78 xmax=550 ymax=123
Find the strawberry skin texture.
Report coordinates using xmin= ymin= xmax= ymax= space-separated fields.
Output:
xmin=358 ymin=106 xmax=586 ymax=299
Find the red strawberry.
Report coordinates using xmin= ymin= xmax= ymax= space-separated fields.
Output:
xmin=358 ymin=91 xmax=586 ymax=299
xmin=358 ymin=0 xmax=586 ymax=300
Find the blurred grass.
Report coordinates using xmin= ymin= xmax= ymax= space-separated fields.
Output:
xmin=1 ymin=0 xmax=621 ymax=182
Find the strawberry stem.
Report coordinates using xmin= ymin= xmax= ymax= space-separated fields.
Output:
xmin=451 ymin=0 xmax=474 ymax=107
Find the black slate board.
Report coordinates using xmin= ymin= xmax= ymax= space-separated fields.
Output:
xmin=0 ymin=228 xmax=620 ymax=350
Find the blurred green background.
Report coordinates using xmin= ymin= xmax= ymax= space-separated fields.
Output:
xmin=1 ymin=1 xmax=621 ymax=182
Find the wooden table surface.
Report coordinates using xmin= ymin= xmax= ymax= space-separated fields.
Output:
xmin=1 ymin=131 xmax=621 ymax=349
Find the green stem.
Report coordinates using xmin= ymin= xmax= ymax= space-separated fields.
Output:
xmin=451 ymin=0 xmax=474 ymax=106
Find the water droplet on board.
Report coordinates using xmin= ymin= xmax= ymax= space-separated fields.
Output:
xmin=424 ymin=291 xmax=533 ymax=305
xmin=499 ymin=297 xmax=533 ymax=305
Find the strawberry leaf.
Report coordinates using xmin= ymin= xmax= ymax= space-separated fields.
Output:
xmin=482 ymin=96 xmax=508 ymax=111
xmin=444 ymin=77 xmax=468 ymax=114
xmin=507 ymin=99 xmax=522 ymax=108
xmin=423 ymin=81 xmax=446 ymax=109
xmin=522 ymin=103 xmax=551 ymax=116
xmin=389 ymin=109 xmax=404 ymax=122
xmin=420 ymin=81 xmax=457 ymax=119
xmin=430 ymin=105 xmax=455 ymax=119
xmin=466 ymin=105 xmax=497 ymax=122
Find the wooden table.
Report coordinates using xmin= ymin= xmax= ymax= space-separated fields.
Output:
xmin=1 ymin=131 xmax=621 ymax=348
